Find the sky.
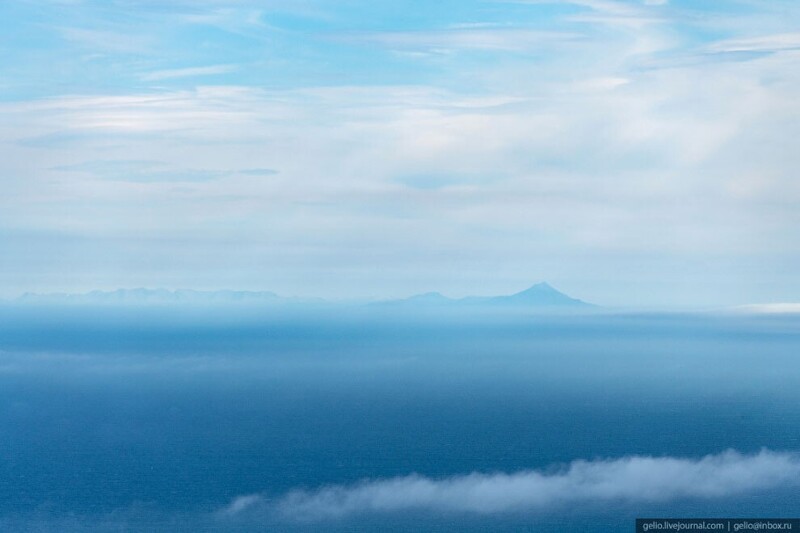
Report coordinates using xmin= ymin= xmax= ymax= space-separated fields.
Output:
xmin=0 ymin=0 xmax=799 ymax=306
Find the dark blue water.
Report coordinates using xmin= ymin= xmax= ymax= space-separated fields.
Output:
xmin=0 ymin=306 xmax=798 ymax=531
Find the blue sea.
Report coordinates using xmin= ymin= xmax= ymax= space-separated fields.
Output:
xmin=0 ymin=306 xmax=798 ymax=531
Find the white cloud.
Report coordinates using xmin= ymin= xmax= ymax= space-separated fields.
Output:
xmin=3 ymin=0 xmax=800 ymax=303
xmin=731 ymin=304 xmax=800 ymax=315
xmin=58 ymin=27 xmax=154 ymax=54
xmin=708 ymin=33 xmax=800 ymax=54
xmin=220 ymin=449 xmax=800 ymax=520
xmin=140 ymin=65 xmax=238 ymax=82
xmin=219 ymin=494 xmax=263 ymax=517
xmin=1 ymin=44 xmax=799 ymax=303
xmin=337 ymin=28 xmax=580 ymax=53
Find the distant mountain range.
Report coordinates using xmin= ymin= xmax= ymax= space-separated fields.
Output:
xmin=15 ymin=283 xmax=594 ymax=310
xmin=376 ymin=282 xmax=593 ymax=309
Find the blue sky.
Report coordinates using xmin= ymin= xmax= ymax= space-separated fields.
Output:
xmin=1 ymin=0 xmax=799 ymax=306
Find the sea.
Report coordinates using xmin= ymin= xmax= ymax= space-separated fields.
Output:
xmin=0 ymin=305 xmax=798 ymax=531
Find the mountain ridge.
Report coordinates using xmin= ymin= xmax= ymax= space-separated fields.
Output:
xmin=375 ymin=282 xmax=594 ymax=309
xmin=14 ymin=283 xmax=595 ymax=309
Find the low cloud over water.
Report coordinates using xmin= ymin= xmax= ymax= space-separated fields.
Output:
xmin=223 ymin=449 xmax=800 ymax=521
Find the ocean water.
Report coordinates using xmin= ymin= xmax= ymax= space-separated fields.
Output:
xmin=0 ymin=306 xmax=798 ymax=531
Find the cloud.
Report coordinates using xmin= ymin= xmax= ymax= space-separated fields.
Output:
xmin=140 ymin=64 xmax=238 ymax=82
xmin=3 ymin=0 xmax=800 ymax=304
xmin=707 ymin=33 xmax=800 ymax=54
xmin=221 ymin=450 xmax=800 ymax=521
xmin=238 ymin=168 xmax=279 ymax=176
xmin=731 ymin=304 xmax=800 ymax=315
xmin=51 ymin=159 xmax=223 ymax=182
xmin=57 ymin=27 xmax=154 ymax=54
xmin=219 ymin=494 xmax=263 ymax=517
xmin=337 ymin=28 xmax=580 ymax=53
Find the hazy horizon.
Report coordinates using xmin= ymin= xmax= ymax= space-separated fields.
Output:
xmin=5 ymin=282 xmax=798 ymax=310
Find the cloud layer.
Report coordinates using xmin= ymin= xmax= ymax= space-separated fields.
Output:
xmin=222 ymin=449 xmax=800 ymax=521
xmin=2 ymin=1 xmax=800 ymax=304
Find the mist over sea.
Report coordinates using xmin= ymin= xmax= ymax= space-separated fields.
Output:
xmin=1 ymin=305 xmax=799 ymax=531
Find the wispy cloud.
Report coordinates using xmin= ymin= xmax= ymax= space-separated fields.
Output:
xmin=708 ymin=33 xmax=800 ymax=54
xmin=238 ymin=168 xmax=279 ymax=176
xmin=140 ymin=64 xmax=238 ymax=82
xmin=732 ymin=304 xmax=800 ymax=315
xmin=2 ymin=0 xmax=800 ymax=303
xmin=221 ymin=449 xmax=800 ymax=520
xmin=58 ymin=27 xmax=154 ymax=54
xmin=51 ymin=159 xmax=222 ymax=182
xmin=178 ymin=7 xmax=270 ymax=38
xmin=337 ymin=28 xmax=580 ymax=53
